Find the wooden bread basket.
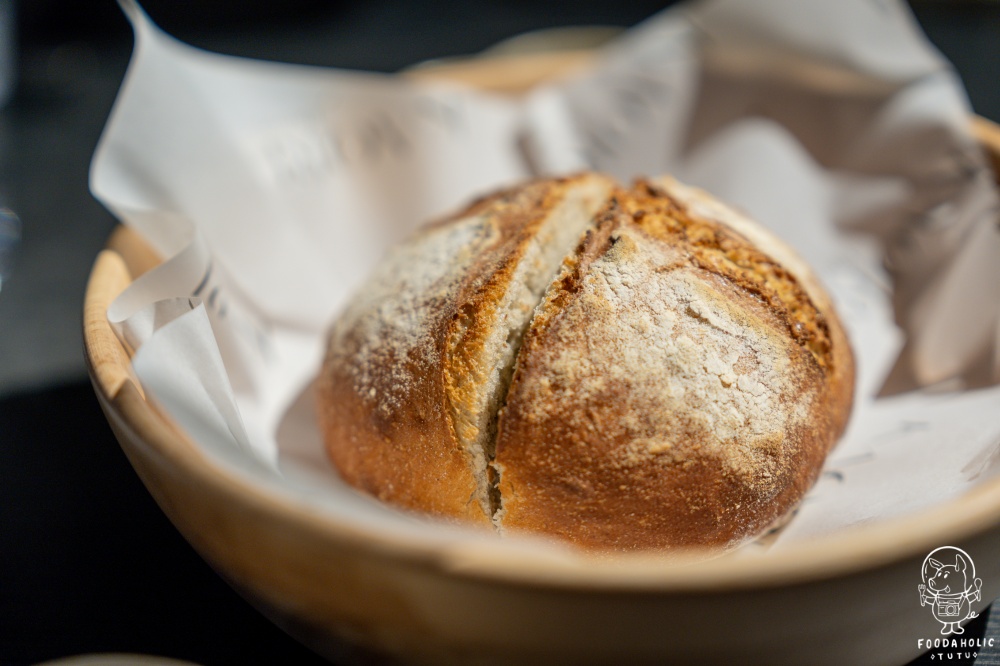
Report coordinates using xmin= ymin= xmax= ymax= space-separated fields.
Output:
xmin=84 ymin=49 xmax=1000 ymax=665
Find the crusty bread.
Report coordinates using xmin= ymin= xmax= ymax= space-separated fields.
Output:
xmin=317 ymin=173 xmax=854 ymax=551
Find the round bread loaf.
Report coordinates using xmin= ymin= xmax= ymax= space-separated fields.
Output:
xmin=317 ymin=173 xmax=854 ymax=552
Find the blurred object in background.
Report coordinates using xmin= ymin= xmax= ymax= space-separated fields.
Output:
xmin=0 ymin=206 xmax=19 ymax=292
xmin=0 ymin=0 xmax=15 ymax=109
xmin=0 ymin=0 xmax=17 ymax=297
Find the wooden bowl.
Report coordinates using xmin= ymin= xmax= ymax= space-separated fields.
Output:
xmin=84 ymin=51 xmax=1000 ymax=665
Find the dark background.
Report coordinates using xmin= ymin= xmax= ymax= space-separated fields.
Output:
xmin=1 ymin=1 xmax=998 ymax=664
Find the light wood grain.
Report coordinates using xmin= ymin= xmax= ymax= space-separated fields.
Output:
xmin=83 ymin=249 xmax=142 ymax=399
xmin=106 ymin=224 xmax=162 ymax=281
xmin=406 ymin=49 xmax=596 ymax=94
xmin=973 ymin=115 xmax=1000 ymax=180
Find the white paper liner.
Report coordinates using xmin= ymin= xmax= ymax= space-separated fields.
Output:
xmin=91 ymin=0 xmax=1000 ymax=555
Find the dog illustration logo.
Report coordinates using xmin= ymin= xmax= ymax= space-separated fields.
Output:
xmin=919 ymin=547 xmax=983 ymax=635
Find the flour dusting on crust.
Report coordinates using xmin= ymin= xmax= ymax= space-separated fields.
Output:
xmin=326 ymin=214 xmax=498 ymax=419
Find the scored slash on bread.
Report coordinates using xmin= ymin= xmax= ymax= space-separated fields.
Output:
xmin=317 ymin=173 xmax=854 ymax=552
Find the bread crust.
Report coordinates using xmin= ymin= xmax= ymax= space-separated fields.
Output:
xmin=494 ymin=179 xmax=854 ymax=550
xmin=318 ymin=174 xmax=854 ymax=551
xmin=318 ymin=174 xmax=615 ymax=524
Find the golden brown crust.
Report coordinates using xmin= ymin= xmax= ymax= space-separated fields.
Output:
xmin=316 ymin=204 xmax=492 ymax=524
xmin=626 ymin=179 xmax=834 ymax=370
xmin=319 ymin=173 xmax=854 ymax=551
xmin=493 ymin=181 xmax=854 ymax=551
xmin=318 ymin=173 xmax=615 ymax=524
xmin=646 ymin=175 xmax=854 ymax=445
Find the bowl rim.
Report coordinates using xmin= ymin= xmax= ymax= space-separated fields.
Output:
xmin=82 ymin=43 xmax=1000 ymax=593
xmin=84 ymin=250 xmax=1000 ymax=592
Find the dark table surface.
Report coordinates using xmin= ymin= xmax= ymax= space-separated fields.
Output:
xmin=2 ymin=2 xmax=999 ymax=665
